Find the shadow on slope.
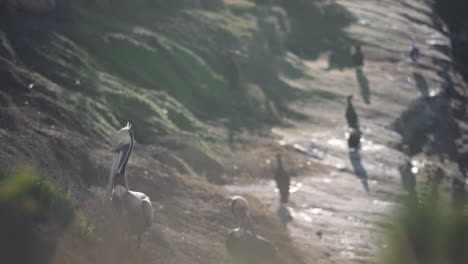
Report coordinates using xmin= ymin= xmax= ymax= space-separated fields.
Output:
xmin=282 ymin=0 xmax=357 ymax=68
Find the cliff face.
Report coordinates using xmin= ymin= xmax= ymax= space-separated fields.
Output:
xmin=1 ymin=1 xmax=468 ymax=264
xmin=2 ymin=0 xmax=56 ymax=13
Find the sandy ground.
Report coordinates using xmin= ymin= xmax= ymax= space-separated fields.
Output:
xmin=225 ymin=0 xmax=462 ymax=263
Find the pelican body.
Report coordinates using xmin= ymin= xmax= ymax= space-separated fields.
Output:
xmin=346 ymin=95 xmax=359 ymax=130
xmin=345 ymin=95 xmax=362 ymax=150
xmin=109 ymin=123 xmax=153 ymax=245
xmin=410 ymin=39 xmax=420 ymax=63
xmin=353 ymin=44 xmax=364 ymax=67
xmin=226 ymin=196 xmax=278 ymax=264
xmin=274 ymin=154 xmax=293 ymax=225
xmin=347 ymin=128 xmax=362 ymax=150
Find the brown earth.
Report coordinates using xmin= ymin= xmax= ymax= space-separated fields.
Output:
xmin=1 ymin=1 xmax=468 ymax=264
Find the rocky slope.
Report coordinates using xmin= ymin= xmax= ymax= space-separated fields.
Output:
xmin=0 ymin=1 xmax=330 ymax=264
xmin=1 ymin=0 xmax=467 ymax=264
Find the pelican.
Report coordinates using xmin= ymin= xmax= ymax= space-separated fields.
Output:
xmin=346 ymin=127 xmax=362 ymax=150
xmin=108 ymin=123 xmax=153 ymax=246
xmin=345 ymin=95 xmax=359 ymax=130
xmin=410 ymin=38 xmax=420 ymax=63
xmin=274 ymin=154 xmax=293 ymax=225
xmin=226 ymin=196 xmax=278 ymax=264
xmin=352 ymin=44 xmax=364 ymax=67
xmin=399 ymin=160 xmax=417 ymax=196
xmin=345 ymin=95 xmax=361 ymax=150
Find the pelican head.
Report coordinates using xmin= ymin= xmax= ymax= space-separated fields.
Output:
xmin=230 ymin=196 xmax=255 ymax=236
xmin=109 ymin=122 xmax=134 ymax=190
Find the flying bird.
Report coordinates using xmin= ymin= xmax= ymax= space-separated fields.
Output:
xmin=226 ymin=196 xmax=278 ymax=264
xmin=108 ymin=123 xmax=153 ymax=247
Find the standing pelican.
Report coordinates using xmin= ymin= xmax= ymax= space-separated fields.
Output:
xmin=274 ymin=154 xmax=293 ymax=225
xmin=346 ymin=95 xmax=359 ymax=130
xmin=346 ymin=128 xmax=362 ymax=151
xmin=410 ymin=38 xmax=420 ymax=63
xmin=399 ymin=160 xmax=416 ymax=197
xmin=226 ymin=196 xmax=278 ymax=264
xmin=352 ymin=44 xmax=364 ymax=67
xmin=345 ymin=95 xmax=361 ymax=150
xmin=109 ymin=123 xmax=153 ymax=246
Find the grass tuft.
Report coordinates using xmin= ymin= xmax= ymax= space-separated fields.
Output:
xmin=0 ymin=167 xmax=96 ymax=243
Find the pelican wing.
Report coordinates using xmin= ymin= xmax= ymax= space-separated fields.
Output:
xmin=128 ymin=191 xmax=153 ymax=227
xmin=141 ymin=199 xmax=153 ymax=227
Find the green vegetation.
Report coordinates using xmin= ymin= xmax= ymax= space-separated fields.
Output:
xmin=0 ymin=167 xmax=96 ymax=243
xmin=379 ymin=193 xmax=468 ymax=264
xmin=0 ymin=2 xmax=360 ymax=261
xmin=72 ymin=212 xmax=97 ymax=243
xmin=1 ymin=0 xmax=320 ymax=145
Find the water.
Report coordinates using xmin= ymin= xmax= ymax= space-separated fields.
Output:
xmin=223 ymin=0 xmax=459 ymax=261
xmin=225 ymin=129 xmax=405 ymax=263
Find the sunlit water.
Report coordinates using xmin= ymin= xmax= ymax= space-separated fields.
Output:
xmin=225 ymin=129 xmax=406 ymax=263
xmin=224 ymin=0 xmax=456 ymax=262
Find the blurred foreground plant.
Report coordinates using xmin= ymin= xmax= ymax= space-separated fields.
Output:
xmin=0 ymin=167 xmax=96 ymax=243
xmin=379 ymin=193 xmax=468 ymax=264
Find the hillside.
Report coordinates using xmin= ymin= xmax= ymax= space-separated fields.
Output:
xmin=1 ymin=0 xmax=468 ymax=264
xmin=0 ymin=1 xmax=333 ymax=263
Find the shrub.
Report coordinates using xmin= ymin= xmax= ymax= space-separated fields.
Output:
xmin=0 ymin=167 xmax=96 ymax=243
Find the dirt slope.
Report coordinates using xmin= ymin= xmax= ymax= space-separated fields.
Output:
xmin=1 ymin=0 xmax=467 ymax=264
xmin=0 ymin=1 xmax=332 ymax=264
